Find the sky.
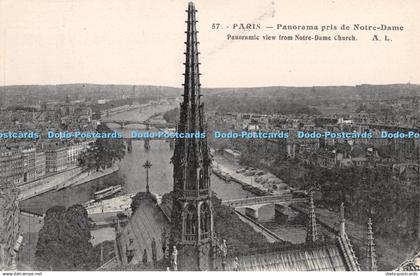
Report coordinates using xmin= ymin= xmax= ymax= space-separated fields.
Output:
xmin=0 ymin=0 xmax=419 ymax=87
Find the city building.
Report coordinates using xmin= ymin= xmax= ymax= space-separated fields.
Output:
xmin=21 ymin=146 xmax=36 ymax=183
xmin=46 ymin=145 xmax=68 ymax=173
xmin=34 ymin=150 xmax=46 ymax=179
xmin=0 ymin=146 xmax=24 ymax=186
xmin=67 ymin=142 xmax=89 ymax=166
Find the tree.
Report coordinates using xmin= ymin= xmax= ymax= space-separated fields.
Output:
xmin=35 ymin=205 xmax=97 ymax=270
xmin=163 ymin=108 xmax=179 ymax=124
xmin=79 ymin=124 xmax=126 ymax=172
xmin=131 ymin=192 xmax=149 ymax=213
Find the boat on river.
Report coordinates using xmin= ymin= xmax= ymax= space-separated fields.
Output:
xmin=94 ymin=185 xmax=122 ymax=201
xmin=212 ymin=167 xmax=232 ymax=182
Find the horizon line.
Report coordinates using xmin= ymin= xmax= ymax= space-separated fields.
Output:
xmin=0 ymin=82 xmax=419 ymax=90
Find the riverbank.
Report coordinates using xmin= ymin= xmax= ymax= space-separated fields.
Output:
xmin=18 ymin=165 xmax=119 ymax=201
xmin=100 ymin=104 xmax=145 ymax=117
xmin=212 ymin=154 xmax=291 ymax=196
xmin=17 ymin=166 xmax=81 ymax=200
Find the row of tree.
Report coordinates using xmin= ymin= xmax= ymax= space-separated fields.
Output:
xmin=78 ymin=124 xmax=126 ymax=172
xmin=226 ymin=137 xmax=419 ymax=244
xmin=35 ymin=205 xmax=96 ymax=270
xmin=302 ymin=165 xmax=418 ymax=241
xmin=35 ymin=204 xmax=116 ymax=270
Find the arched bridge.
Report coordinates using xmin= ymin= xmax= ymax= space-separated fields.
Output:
xmin=221 ymin=194 xmax=306 ymax=208
xmin=222 ymin=194 xmax=307 ymax=235
xmin=101 ymin=119 xmax=176 ymax=129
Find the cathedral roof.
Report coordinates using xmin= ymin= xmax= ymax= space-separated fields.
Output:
xmin=217 ymin=241 xmax=354 ymax=271
xmin=116 ymin=196 xmax=171 ymax=266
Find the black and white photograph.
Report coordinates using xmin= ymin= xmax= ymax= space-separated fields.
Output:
xmin=0 ymin=0 xmax=419 ymax=272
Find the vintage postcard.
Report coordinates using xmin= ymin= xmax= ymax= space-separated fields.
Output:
xmin=0 ymin=0 xmax=419 ymax=273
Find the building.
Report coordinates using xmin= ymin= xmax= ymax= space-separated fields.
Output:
xmin=316 ymin=150 xmax=337 ymax=169
xmin=0 ymin=181 xmax=21 ymax=270
xmin=21 ymin=146 xmax=36 ymax=183
xmin=46 ymin=146 xmax=68 ymax=173
xmin=34 ymin=150 xmax=46 ymax=178
xmin=67 ymin=142 xmax=89 ymax=165
xmin=0 ymin=146 xmax=24 ymax=186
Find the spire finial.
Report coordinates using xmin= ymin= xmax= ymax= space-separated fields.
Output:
xmin=143 ymin=160 xmax=152 ymax=193
xmin=366 ymin=218 xmax=377 ymax=271
xmin=306 ymin=191 xmax=318 ymax=244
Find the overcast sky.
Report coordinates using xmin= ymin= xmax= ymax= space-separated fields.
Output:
xmin=0 ymin=0 xmax=419 ymax=87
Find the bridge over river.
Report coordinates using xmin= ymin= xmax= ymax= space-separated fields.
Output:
xmin=221 ymin=194 xmax=307 ymax=243
xmin=222 ymin=194 xmax=306 ymax=208
xmin=101 ymin=119 xmax=175 ymax=129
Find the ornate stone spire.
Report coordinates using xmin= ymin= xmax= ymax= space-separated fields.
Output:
xmin=306 ymin=191 xmax=318 ymax=244
xmin=366 ymin=218 xmax=377 ymax=271
xmin=170 ymin=2 xmax=213 ymax=271
xmin=172 ymin=1 xmax=211 ymax=194
xmin=337 ymin=202 xmax=361 ymax=271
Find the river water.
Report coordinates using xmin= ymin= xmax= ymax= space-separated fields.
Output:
xmin=21 ymin=103 xmax=304 ymax=245
xmin=21 ymin=103 xmax=253 ymax=214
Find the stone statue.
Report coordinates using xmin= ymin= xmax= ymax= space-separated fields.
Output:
xmin=161 ymin=228 xmax=168 ymax=258
xmin=233 ymin=257 xmax=240 ymax=271
xmin=220 ymin=239 xmax=228 ymax=271
xmin=220 ymin=239 xmax=227 ymax=259
xmin=171 ymin=245 xmax=178 ymax=271
xmin=151 ymin=238 xmax=157 ymax=267
xmin=142 ymin=248 xmax=148 ymax=265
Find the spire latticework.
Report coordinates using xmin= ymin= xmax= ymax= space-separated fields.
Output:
xmin=366 ymin=218 xmax=377 ymax=271
xmin=306 ymin=192 xmax=318 ymax=244
xmin=337 ymin=202 xmax=361 ymax=271
xmin=171 ymin=1 xmax=210 ymax=195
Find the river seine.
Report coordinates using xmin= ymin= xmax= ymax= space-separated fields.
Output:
xmin=21 ymin=102 xmax=304 ymax=246
xmin=21 ymin=103 xmax=253 ymax=214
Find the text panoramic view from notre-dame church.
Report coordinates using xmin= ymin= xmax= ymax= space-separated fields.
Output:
xmin=1 ymin=0 xmax=420 ymax=273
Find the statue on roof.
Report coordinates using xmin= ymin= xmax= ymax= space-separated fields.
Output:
xmin=151 ymin=238 xmax=157 ymax=267
xmin=171 ymin=245 xmax=178 ymax=271
xmin=233 ymin=257 xmax=240 ymax=271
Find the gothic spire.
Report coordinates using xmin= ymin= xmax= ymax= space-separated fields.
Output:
xmin=306 ymin=191 xmax=318 ymax=244
xmin=366 ymin=218 xmax=377 ymax=271
xmin=172 ymin=1 xmax=210 ymax=193
xmin=179 ymin=1 xmax=202 ymax=135
xmin=169 ymin=3 xmax=214 ymax=270
xmin=337 ymin=202 xmax=361 ymax=271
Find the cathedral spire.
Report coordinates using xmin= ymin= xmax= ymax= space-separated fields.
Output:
xmin=170 ymin=2 xmax=213 ymax=271
xmin=366 ymin=218 xmax=377 ymax=271
xmin=172 ymin=1 xmax=210 ymax=194
xmin=179 ymin=1 xmax=202 ymax=135
xmin=306 ymin=191 xmax=318 ymax=244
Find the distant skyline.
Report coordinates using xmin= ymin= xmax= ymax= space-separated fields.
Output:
xmin=0 ymin=82 xmax=419 ymax=89
xmin=1 ymin=0 xmax=419 ymax=87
